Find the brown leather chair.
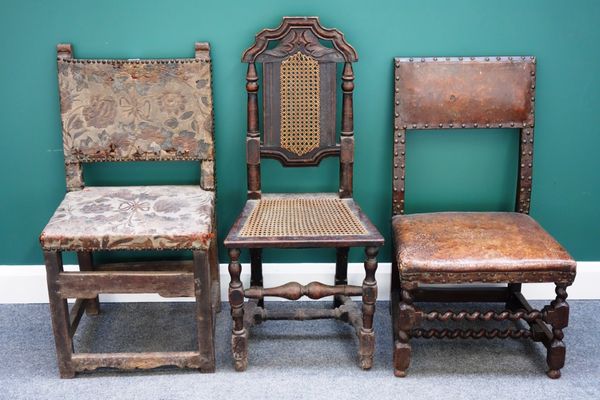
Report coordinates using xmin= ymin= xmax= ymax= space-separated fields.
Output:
xmin=40 ymin=43 xmax=219 ymax=377
xmin=224 ymin=17 xmax=384 ymax=371
xmin=390 ymin=56 xmax=576 ymax=378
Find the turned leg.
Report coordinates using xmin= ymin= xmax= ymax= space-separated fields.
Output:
xmin=394 ymin=281 xmax=418 ymax=377
xmin=228 ymin=248 xmax=247 ymax=371
xmin=44 ymin=250 xmax=75 ymax=378
xmin=250 ymin=248 xmax=263 ymax=308
xmin=543 ymin=284 xmax=570 ymax=379
xmin=358 ymin=246 xmax=378 ymax=369
xmin=390 ymin=248 xmax=400 ymax=316
xmin=334 ymin=247 xmax=349 ymax=308
xmin=76 ymin=251 xmax=100 ymax=315
xmin=208 ymin=236 xmax=221 ymax=313
xmin=193 ymin=250 xmax=216 ymax=373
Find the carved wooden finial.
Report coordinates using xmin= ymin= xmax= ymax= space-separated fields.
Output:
xmin=57 ymin=43 xmax=73 ymax=60
xmin=195 ymin=42 xmax=211 ymax=61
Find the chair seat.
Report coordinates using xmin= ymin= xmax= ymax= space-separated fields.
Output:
xmin=224 ymin=193 xmax=384 ymax=248
xmin=393 ymin=212 xmax=576 ymax=283
xmin=40 ymin=185 xmax=214 ymax=251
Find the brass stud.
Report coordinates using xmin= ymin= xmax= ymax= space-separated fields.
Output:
xmin=486 ymin=123 xmax=490 ymax=128
xmin=474 ymin=123 xmax=478 ymax=128
xmin=485 ymin=57 xmax=490 ymax=61
xmin=394 ymin=139 xmax=398 ymax=143
xmin=459 ymin=57 xmax=463 ymax=61
xmin=412 ymin=124 xmax=417 ymax=128
xmin=421 ymin=58 xmax=425 ymax=62
xmin=409 ymin=58 xmax=414 ymax=62
xmin=499 ymin=123 xmax=503 ymax=127
xmin=461 ymin=123 xmax=466 ymax=128
xmin=449 ymin=123 xmax=453 ymax=128
xmin=395 ymin=113 xmax=399 ymax=117
xmin=425 ymin=123 xmax=429 ymax=128
xmin=433 ymin=57 xmax=438 ymax=61
xmin=439 ymin=123 xmax=443 ymax=128
xmin=510 ymin=122 xmax=515 ymax=127
xmin=396 ymin=76 xmax=400 ymax=80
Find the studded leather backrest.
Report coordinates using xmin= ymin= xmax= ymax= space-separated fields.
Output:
xmin=392 ymin=56 xmax=537 ymax=216
xmin=56 ymin=43 xmax=215 ymax=190
xmin=394 ymin=56 xmax=535 ymax=129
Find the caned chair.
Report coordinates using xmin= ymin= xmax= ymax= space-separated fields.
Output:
xmin=40 ymin=43 xmax=219 ymax=377
xmin=391 ymin=56 xmax=576 ymax=378
xmin=224 ymin=17 xmax=384 ymax=371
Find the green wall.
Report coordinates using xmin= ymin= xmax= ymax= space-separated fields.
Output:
xmin=0 ymin=0 xmax=598 ymax=265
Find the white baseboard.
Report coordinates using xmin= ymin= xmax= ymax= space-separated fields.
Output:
xmin=0 ymin=262 xmax=597 ymax=304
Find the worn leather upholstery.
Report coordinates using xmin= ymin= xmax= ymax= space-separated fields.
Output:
xmin=40 ymin=185 xmax=214 ymax=251
xmin=393 ymin=212 xmax=576 ymax=275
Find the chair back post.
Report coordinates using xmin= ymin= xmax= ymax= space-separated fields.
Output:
xmin=392 ymin=56 xmax=537 ymax=216
xmin=195 ymin=42 xmax=216 ymax=192
xmin=56 ymin=43 xmax=84 ymax=191
xmin=339 ymin=62 xmax=355 ymax=198
xmin=246 ymin=62 xmax=262 ymax=199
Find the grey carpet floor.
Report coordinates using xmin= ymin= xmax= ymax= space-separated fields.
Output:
xmin=1 ymin=301 xmax=599 ymax=400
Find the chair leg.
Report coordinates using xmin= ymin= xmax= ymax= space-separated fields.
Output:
xmin=334 ymin=247 xmax=349 ymax=308
xmin=44 ymin=250 xmax=75 ymax=378
xmin=505 ymin=283 xmax=522 ymax=311
xmin=208 ymin=236 xmax=221 ymax=313
xmin=250 ymin=248 xmax=263 ymax=308
xmin=358 ymin=246 xmax=378 ymax=369
xmin=543 ymin=284 xmax=570 ymax=379
xmin=228 ymin=248 xmax=248 ymax=371
xmin=76 ymin=251 xmax=100 ymax=315
xmin=193 ymin=250 xmax=216 ymax=373
xmin=393 ymin=281 xmax=417 ymax=377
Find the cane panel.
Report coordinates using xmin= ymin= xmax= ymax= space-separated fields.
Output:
xmin=280 ymin=52 xmax=321 ymax=156
xmin=239 ymin=197 xmax=367 ymax=238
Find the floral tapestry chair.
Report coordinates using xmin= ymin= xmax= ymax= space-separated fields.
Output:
xmin=39 ymin=43 xmax=219 ymax=377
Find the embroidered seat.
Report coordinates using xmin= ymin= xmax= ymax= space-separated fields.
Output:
xmin=40 ymin=43 xmax=218 ymax=378
xmin=41 ymin=186 xmax=214 ymax=251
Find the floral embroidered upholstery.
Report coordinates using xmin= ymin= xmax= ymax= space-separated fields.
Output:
xmin=57 ymin=59 xmax=214 ymax=163
xmin=40 ymin=186 xmax=214 ymax=251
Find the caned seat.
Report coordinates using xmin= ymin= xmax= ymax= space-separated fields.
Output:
xmin=226 ymin=194 xmax=380 ymax=247
xmin=393 ymin=212 xmax=575 ymax=278
xmin=40 ymin=186 xmax=214 ymax=251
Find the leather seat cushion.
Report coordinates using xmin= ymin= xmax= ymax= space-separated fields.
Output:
xmin=393 ymin=212 xmax=575 ymax=274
